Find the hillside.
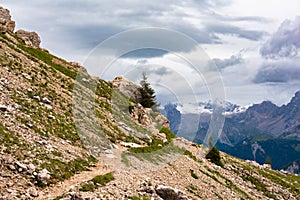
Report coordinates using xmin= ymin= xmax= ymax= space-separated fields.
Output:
xmin=0 ymin=6 xmax=300 ymax=200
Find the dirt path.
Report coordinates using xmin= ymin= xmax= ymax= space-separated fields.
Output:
xmin=39 ymin=162 xmax=111 ymax=199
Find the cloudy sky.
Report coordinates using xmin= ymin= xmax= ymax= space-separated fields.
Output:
xmin=1 ymin=0 xmax=300 ymax=106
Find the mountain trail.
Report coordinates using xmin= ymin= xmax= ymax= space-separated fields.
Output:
xmin=39 ymin=162 xmax=112 ymax=199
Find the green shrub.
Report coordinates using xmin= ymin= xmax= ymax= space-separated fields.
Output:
xmin=205 ymin=136 xmax=223 ymax=167
xmin=190 ymin=169 xmax=199 ymax=179
xmin=91 ymin=172 xmax=114 ymax=186
xmin=79 ymin=173 xmax=114 ymax=192
xmin=79 ymin=183 xmax=95 ymax=192
xmin=159 ymin=127 xmax=176 ymax=141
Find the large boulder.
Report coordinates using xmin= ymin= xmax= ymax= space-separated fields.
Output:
xmin=0 ymin=6 xmax=15 ymax=33
xmin=155 ymin=185 xmax=189 ymax=200
xmin=16 ymin=29 xmax=41 ymax=48
xmin=111 ymin=76 xmax=142 ymax=101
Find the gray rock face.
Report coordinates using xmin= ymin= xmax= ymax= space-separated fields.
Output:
xmin=16 ymin=29 xmax=41 ymax=48
xmin=0 ymin=6 xmax=15 ymax=33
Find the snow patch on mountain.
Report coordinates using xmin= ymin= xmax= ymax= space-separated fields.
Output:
xmin=173 ymin=101 xmax=250 ymax=115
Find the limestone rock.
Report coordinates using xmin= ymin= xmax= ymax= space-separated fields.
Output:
xmin=16 ymin=29 xmax=41 ymax=48
xmin=27 ymin=187 xmax=39 ymax=197
xmin=0 ymin=6 xmax=15 ymax=33
xmin=111 ymin=76 xmax=142 ymax=101
xmin=70 ymin=62 xmax=87 ymax=73
xmin=37 ymin=169 xmax=50 ymax=184
xmin=155 ymin=185 xmax=189 ymax=200
xmin=129 ymin=103 xmax=152 ymax=126
xmin=155 ymin=113 xmax=170 ymax=129
xmin=0 ymin=104 xmax=8 ymax=112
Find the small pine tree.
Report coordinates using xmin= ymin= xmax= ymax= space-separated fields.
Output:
xmin=139 ymin=73 xmax=156 ymax=108
xmin=205 ymin=136 xmax=223 ymax=167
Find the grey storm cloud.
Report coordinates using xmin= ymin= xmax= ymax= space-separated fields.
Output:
xmin=1 ymin=0 xmax=270 ymax=61
xmin=253 ymin=59 xmax=300 ymax=83
xmin=260 ymin=16 xmax=300 ymax=58
xmin=205 ymin=23 xmax=266 ymax=41
xmin=212 ymin=54 xmax=244 ymax=69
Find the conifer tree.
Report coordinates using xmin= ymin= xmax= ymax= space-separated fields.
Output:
xmin=139 ymin=73 xmax=156 ymax=108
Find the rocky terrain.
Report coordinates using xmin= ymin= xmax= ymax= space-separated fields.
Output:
xmin=0 ymin=5 xmax=300 ymax=200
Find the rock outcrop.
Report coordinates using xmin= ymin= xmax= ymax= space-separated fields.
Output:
xmin=111 ymin=76 xmax=142 ymax=101
xmin=16 ymin=29 xmax=41 ymax=48
xmin=129 ymin=103 xmax=152 ymax=126
xmin=0 ymin=6 xmax=15 ymax=33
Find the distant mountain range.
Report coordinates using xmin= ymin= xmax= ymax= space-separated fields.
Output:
xmin=161 ymin=91 xmax=300 ymax=173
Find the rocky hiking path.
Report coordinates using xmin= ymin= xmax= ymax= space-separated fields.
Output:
xmin=39 ymin=162 xmax=112 ymax=199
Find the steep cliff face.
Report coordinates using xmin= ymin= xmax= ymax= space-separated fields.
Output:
xmin=0 ymin=5 xmax=299 ymax=200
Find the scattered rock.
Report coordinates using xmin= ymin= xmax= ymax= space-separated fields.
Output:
xmin=15 ymin=161 xmax=27 ymax=170
xmin=32 ymin=95 xmax=41 ymax=101
xmin=120 ymin=141 xmax=142 ymax=148
xmin=7 ymin=164 xmax=16 ymax=171
xmin=48 ymin=115 xmax=55 ymax=120
xmin=27 ymin=163 xmax=36 ymax=171
xmin=37 ymin=169 xmax=50 ymax=184
xmin=21 ymin=72 xmax=32 ymax=80
xmin=0 ymin=104 xmax=7 ymax=112
xmin=42 ymin=97 xmax=51 ymax=104
xmin=27 ymin=187 xmax=39 ymax=197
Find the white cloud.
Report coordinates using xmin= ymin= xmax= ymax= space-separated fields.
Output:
xmin=260 ymin=16 xmax=300 ymax=58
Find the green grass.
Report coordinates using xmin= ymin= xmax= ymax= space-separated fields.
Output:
xmin=241 ymin=174 xmax=277 ymax=199
xmin=184 ymin=150 xmax=202 ymax=163
xmin=18 ymin=44 xmax=77 ymax=79
xmin=128 ymin=128 xmax=176 ymax=154
xmin=39 ymin=155 xmax=97 ymax=184
xmin=129 ymin=196 xmax=149 ymax=200
xmin=186 ymin=185 xmax=202 ymax=198
xmin=91 ymin=172 xmax=114 ymax=186
xmin=159 ymin=127 xmax=176 ymax=141
xmin=79 ymin=172 xmax=114 ymax=192
xmin=203 ymin=166 xmax=252 ymax=200
xmin=257 ymin=168 xmax=300 ymax=196
xmin=0 ymin=123 xmax=19 ymax=146
xmin=190 ymin=169 xmax=199 ymax=179
xmin=125 ymin=142 xmax=184 ymax=164
xmin=79 ymin=183 xmax=95 ymax=192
